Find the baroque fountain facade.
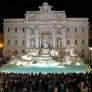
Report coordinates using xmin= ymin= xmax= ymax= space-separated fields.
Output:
xmin=1 ymin=2 xmax=90 ymax=73
xmin=1 ymin=42 xmax=89 ymax=74
xmin=0 ymin=42 xmax=90 ymax=73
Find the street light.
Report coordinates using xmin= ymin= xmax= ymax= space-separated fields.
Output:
xmin=0 ymin=43 xmax=4 ymax=49
xmin=0 ymin=42 xmax=4 ymax=54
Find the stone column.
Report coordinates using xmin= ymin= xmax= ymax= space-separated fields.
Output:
xmin=39 ymin=36 xmax=42 ymax=48
xmin=35 ymin=27 xmax=39 ymax=48
xmin=39 ymin=36 xmax=41 ymax=48
xmin=61 ymin=25 xmax=66 ymax=47
xmin=53 ymin=29 xmax=56 ymax=48
xmin=26 ymin=27 xmax=30 ymax=49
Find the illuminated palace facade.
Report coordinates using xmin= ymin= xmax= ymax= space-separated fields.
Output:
xmin=3 ymin=2 xmax=89 ymax=57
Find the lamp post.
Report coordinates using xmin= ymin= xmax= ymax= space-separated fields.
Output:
xmin=0 ymin=42 xmax=4 ymax=55
xmin=0 ymin=42 xmax=4 ymax=91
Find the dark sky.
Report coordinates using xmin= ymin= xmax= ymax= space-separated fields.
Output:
xmin=0 ymin=0 xmax=92 ymax=32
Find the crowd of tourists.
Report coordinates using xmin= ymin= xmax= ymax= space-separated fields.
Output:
xmin=0 ymin=72 xmax=92 ymax=92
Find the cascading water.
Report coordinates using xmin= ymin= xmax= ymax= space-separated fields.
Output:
xmin=0 ymin=42 xmax=90 ymax=73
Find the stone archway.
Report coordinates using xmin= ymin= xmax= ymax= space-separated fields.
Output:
xmin=39 ymin=27 xmax=53 ymax=48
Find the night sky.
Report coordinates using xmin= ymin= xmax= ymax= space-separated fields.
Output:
xmin=0 ymin=0 xmax=92 ymax=33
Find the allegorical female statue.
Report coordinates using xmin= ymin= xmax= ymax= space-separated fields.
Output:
xmin=41 ymin=42 xmax=50 ymax=55
xmin=42 ymin=42 xmax=49 ymax=49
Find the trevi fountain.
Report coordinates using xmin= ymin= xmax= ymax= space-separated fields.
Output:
xmin=0 ymin=42 xmax=90 ymax=74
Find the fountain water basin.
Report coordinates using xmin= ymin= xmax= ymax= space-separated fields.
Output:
xmin=0 ymin=43 xmax=90 ymax=73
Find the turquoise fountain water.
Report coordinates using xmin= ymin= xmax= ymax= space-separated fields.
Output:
xmin=0 ymin=43 xmax=90 ymax=74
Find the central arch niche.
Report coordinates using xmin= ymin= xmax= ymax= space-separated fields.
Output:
xmin=39 ymin=27 xmax=53 ymax=48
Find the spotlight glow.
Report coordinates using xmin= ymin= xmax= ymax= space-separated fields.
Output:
xmin=76 ymin=62 xmax=81 ymax=66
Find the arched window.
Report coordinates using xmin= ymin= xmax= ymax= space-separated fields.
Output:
xmin=15 ymin=50 xmax=17 ymax=54
xmin=8 ymin=28 xmax=10 ymax=32
xmin=82 ymin=27 xmax=85 ymax=32
xmin=82 ymin=49 xmax=85 ymax=54
xmin=67 ymin=27 xmax=69 ymax=32
xmin=15 ymin=40 xmax=18 ymax=45
xmin=22 ymin=27 xmax=25 ymax=33
xmin=75 ymin=40 xmax=77 ymax=44
xmin=82 ymin=40 xmax=85 ymax=45
xmin=15 ymin=27 xmax=17 ymax=32
xmin=7 ymin=40 xmax=10 ymax=45
xmin=75 ymin=28 xmax=77 ymax=32
xmin=22 ymin=40 xmax=25 ymax=45
xmin=67 ymin=40 xmax=70 ymax=44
